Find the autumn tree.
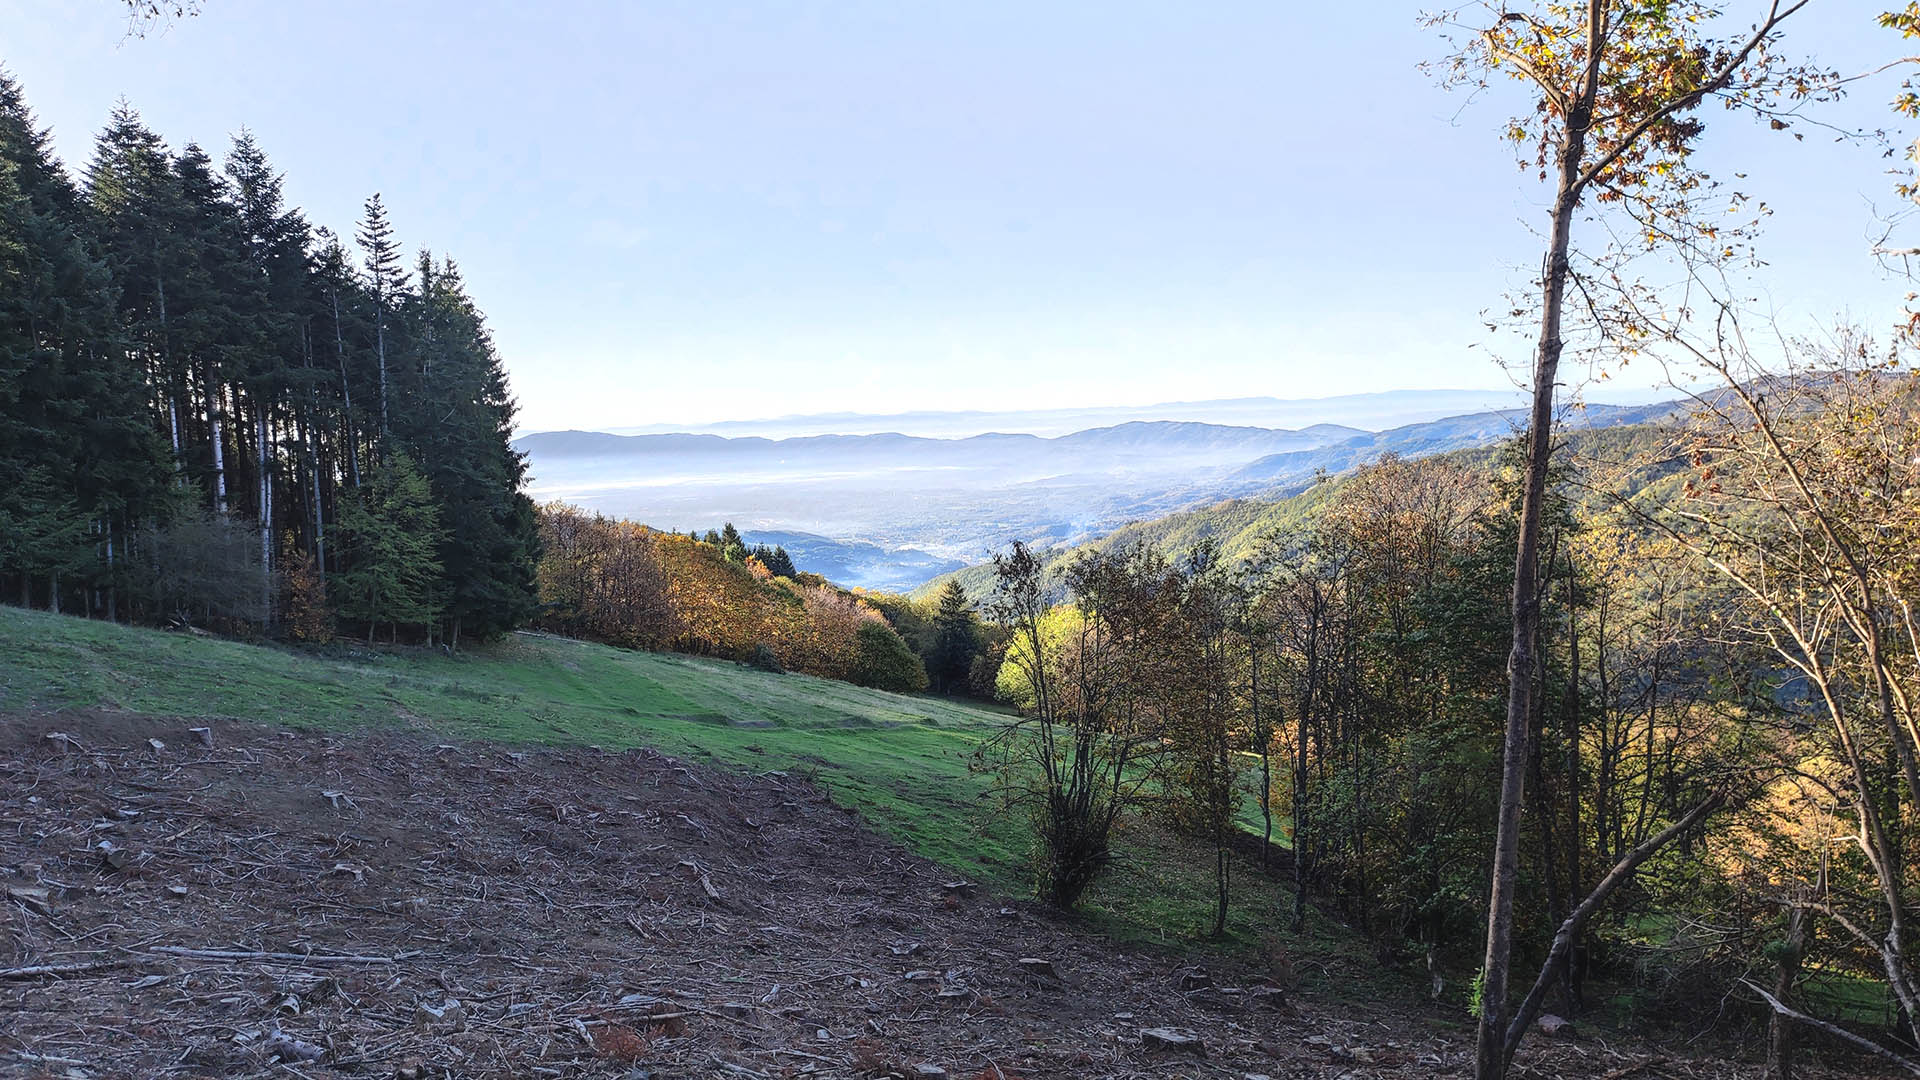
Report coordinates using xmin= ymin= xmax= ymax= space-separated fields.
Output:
xmin=1165 ymin=541 xmax=1244 ymax=938
xmin=981 ymin=542 xmax=1171 ymax=908
xmin=1427 ymin=5 xmax=1831 ymax=1074
xmin=1642 ymin=328 xmax=1920 ymax=1071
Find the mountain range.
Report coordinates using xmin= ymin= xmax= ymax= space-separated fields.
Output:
xmin=515 ymin=392 xmax=1685 ymax=592
xmin=592 ymin=389 xmax=1540 ymax=439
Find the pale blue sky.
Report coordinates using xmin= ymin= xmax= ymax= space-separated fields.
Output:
xmin=3 ymin=1 xmax=1908 ymax=431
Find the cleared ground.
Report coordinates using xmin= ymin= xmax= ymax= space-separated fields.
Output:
xmin=3 ymin=711 xmax=1862 ymax=1079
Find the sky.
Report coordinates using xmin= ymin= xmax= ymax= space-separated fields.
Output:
xmin=2 ymin=1 xmax=1912 ymax=433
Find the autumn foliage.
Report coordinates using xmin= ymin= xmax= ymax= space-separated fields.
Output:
xmin=535 ymin=503 xmax=926 ymax=691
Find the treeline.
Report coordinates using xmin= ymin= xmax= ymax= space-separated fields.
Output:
xmin=534 ymin=504 xmax=930 ymax=693
xmin=981 ymin=359 xmax=1920 ymax=1058
xmin=0 ymin=71 xmax=538 ymax=644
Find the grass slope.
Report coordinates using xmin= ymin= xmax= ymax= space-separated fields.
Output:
xmin=0 ymin=606 xmax=1351 ymax=959
xmin=2 ymin=606 xmax=1020 ymax=878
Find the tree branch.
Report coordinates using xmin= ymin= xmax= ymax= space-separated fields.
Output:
xmin=1501 ymin=788 xmax=1729 ymax=1064
xmin=1574 ymin=0 xmax=1810 ymax=196
xmin=1740 ymin=979 xmax=1920 ymax=1075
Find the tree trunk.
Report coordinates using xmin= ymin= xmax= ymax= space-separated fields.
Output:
xmin=1293 ymin=604 xmax=1317 ymax=929
xmin=167 ymin=393 xmax=182 ymax=469
xmin=1254 ymin=642 xmax=1272 ymax=866
xmin=376 ymin=304 xmax=389 ymax=440
xmin=1561 ymin=557 xmax=1585 ymax=1013
xmin=208 ymin=373 xmax=228 ymax=515
xmin=1476 ymin=80 xmax=1591 ymax=1080
xmin=1215 ymin=717 xmax=1231 ymax=938
xmin=257 ymin=405 xmax=273 ymax=624
xmin=1766 ymin=903 xmax=1811 ymax=1080
xmin=105 ymin=521 xmax=116 ymax=624
xmin=332 ymin=288 xmax=361 ymax=488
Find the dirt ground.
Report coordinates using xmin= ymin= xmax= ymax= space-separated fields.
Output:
xmin=0 ymin=712 xmax=1887 ymax=1079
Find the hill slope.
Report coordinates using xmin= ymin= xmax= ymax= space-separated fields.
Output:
xmin=0 ymin=607 xmax=1293 ymax=940
xmin=1 ymin=606 xmax=1016 ymax=880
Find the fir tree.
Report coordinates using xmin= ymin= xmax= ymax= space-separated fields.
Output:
xmin=926 ymin=579 xmax=981 ymax=693
xmin=332 ymin=452 xmax=444 ymax=642
xmin=354 ymin=193 xmax=405 ymax=440
xmin=402 ymin=255 xmax=540 ymax=646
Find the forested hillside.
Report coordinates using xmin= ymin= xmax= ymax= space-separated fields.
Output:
xmin=533 ymin=505 xmax=937 ymax=693
xmin=944 ymin=370 xmax=1920 ymax=1071
xmin=0 ymin=71 xmax=538 ymax=645
xmin=913 ymin=421 xmax=1686 ymax=602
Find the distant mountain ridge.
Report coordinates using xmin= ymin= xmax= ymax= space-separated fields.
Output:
xmin=515 ymin=419 xmax=1368 ymax=462
xmin=588 ymin=388 xmax=1564 ymax=439
xmin=909 ymin=414 xmax=1694 ymax=602
xmin=515 ymin=394 xmax=1687 ymax=592
xmin=1218 ymin=399 xmax=1686 ymax=491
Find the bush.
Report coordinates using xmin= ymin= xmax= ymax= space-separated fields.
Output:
xmin=281 ymin=552 xmax=333 ymax=643
xmin=142 ymin=511 xmax=272 ymax=630
xmin=850 ymin=621 xmax=928 ymax=693
xmin=747 ymin=642 xmax=785 ymax=673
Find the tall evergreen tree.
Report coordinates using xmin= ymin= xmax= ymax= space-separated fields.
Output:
xmin=354 ymin=193 xmax=405 ymax=441
xmin=926 ymin=579 xmax=981 ymax=693
xmin=224 ymin=130 xmax=313 ymax=582
xmin=403 ymin=255 xmax=540 ymax=646
xmin=1 ymin=74 xmax=163 ymax=615
xmin=332 ymin=452 xmax=444 ymax=643
xmin=310 ymin=227 xmax=366 ymax=492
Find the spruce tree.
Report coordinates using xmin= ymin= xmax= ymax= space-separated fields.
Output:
xmin=1 ymin=75 xmax=163 ymax=614
xmin=769 ymin=545 xmax=796 ymax=578
xmin=332 ymin=452 xmax=444 ymax=642
xmin=354 ymin=193 xmax=405 ymax=441
xmin=927 ymin=580 xmax=981 ymax=693
xmin=402 ymin=255 xmax=539 ymax=646
xmin=310 ymin=228 xmax=367 ymax=491
xmin=224 ymin=131 xmax=313 ymax=579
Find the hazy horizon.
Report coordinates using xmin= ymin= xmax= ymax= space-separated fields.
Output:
xmin=8 ymin=3 xmax=1906 ymax=433
xmin=531 ymin=382 xmax=1686 ymax=440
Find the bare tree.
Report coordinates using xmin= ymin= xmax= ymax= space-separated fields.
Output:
xmin=1647 ymin=326 xmax=1920 ymax=1065
xmin=1426 ymin=6 xmax=1832 ymax=1074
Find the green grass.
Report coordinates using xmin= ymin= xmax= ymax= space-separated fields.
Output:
xmin=1 ymin=605 xmax=1327 ymax=961
xmin=0 ymin=606 xmax=1029 ymax=882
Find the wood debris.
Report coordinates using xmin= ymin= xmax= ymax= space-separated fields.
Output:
xmin=0 ymin=712 xmax=1887 ymax=1079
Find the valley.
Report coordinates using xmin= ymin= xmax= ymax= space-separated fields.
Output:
xmin=517 ymin=396 xmax=1683 ymax=591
